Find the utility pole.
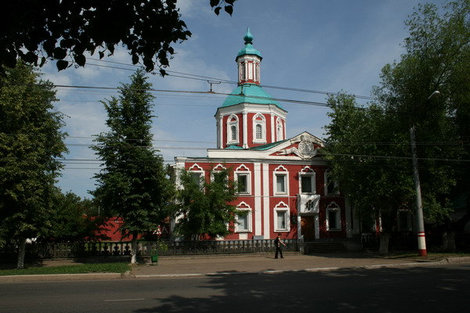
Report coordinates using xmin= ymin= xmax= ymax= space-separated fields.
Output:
xmin=410 ymin=90 xmax=440 ymax=257
xmin=410 ymin=125 xmax=427 ymax=256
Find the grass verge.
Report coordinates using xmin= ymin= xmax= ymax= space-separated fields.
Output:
xmin=0 ymin=263 xmax=130 ymax=276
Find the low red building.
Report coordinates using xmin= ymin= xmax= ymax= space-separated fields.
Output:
xmin=174 ymin=29 xmax=351 ymax=241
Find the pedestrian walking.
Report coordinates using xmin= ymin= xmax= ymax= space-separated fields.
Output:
xmin=274 ymin=233 xmax=286 ymax=259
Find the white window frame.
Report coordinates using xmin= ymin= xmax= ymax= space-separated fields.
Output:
xmin=235 ymin=202 xmax=252 ymax=233
xmin=299 ymin=166 xmax=316 ymax=194
xmin=239 ymin=61 xmax=245 ymax=82
xmin=188 ymin=164 xmax=204 ymax=187
xmin=274 ymin=202 xmax=290 ymax=232
xmin=210 ymin=164 xmax=227 ymax=183
xmin=227 ymin=114 xmax=239 ymax=145
xmin=252 ymin=113 xmax=266 ymax=144
xmin=234 ymin=164 xmax=251 ymax=195
xmin=326 ymin=202 xmax=341 ymax=231
xmin=273 ymin=165 xmax=289 ymax=195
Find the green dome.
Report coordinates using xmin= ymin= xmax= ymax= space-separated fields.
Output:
xmin=221 ymin=83 xmax=285 ymax=111
xmin=237 ymin=28 xmax=262 ymax=59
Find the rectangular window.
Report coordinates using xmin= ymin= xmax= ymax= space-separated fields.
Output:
xmin=231 ymin=125 xmax=237 ymax=141
xmin=256 ymin=124 xmax=262 ymax=139
xmin=237 ymin=214 xmax=249 ymax=232
xmin=276 ymin=174 xmax=286 ymax=194
xmin=277 ymin=211 xmax=287 ymax=230
xmin=237 ymin=174 xmax=248 ymax=194
xmin=301 ymin=175 xmax=313 ymax=193
xmin=328 ymin=210 xmax=337 ymax=229
xmin=191 ymin=172 xmax=202 ymax=186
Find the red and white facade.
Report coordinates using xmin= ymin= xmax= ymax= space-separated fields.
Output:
xmin=174 ymin=30 xmax=351 ymax=241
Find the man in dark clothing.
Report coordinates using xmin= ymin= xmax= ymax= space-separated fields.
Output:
xmin=274 ymin=233 xmax=286 ymax=259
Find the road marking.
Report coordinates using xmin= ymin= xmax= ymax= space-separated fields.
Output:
xmin=104 ymin=298 xmax=145 ymax=302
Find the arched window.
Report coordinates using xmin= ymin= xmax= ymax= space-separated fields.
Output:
xmin=273 ymin=165 xmax=289 ymax=195
xmin=299 ymin=166 xmax=316 ymax=194
xmin=235 ymin=202 xmax=252 ymax=233
xmin=274 ymin=201 xmax=290 ymax=232
xmin=326 ymin=202 xmax=341 ymax=231
xmin=252 ymin=113 xmax=266 ymax=143
xmin=227 ymin=114 xmax=239 ymax=145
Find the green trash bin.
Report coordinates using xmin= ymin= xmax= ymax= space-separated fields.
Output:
xmin=151 ymin=253 xmax=158 ymax=263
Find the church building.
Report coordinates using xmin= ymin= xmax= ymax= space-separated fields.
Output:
xmin=174 ymin=29 xmax=351 ymax=241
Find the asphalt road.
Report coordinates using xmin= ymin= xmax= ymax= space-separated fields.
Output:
xmin=1 ymin=264 xmax=469 ymax=313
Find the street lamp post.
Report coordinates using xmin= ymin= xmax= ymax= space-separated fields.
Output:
xmin=409 ymin=90 xmax=440 ymax=257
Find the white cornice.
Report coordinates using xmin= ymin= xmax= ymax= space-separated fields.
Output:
xmin=215 ymin=103 xmax=287 ymax=118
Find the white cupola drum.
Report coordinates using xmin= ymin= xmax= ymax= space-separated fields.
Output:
xmin=236 ymin=28 xmax=262 ymax=85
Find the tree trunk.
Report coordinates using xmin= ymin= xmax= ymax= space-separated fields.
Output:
xmin=130 ymin=237 xmax=138 ymax=264
xmin=17 ymin=238 xmax=26 ymax=269
xmin=378 ymin=232 xmax=390 ymax=255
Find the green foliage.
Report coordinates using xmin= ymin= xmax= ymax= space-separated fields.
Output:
xmin=325 ymin=0 xmax=469 ymax=231
xmin=0 ymin=263 xmax=130 ymax=275
xmin=1 ymin=0 xmax=236 ymax=74
xmin=324 ymin=94 xmax=414 ymax=232
xmin=92 ymin=70 xmax=173 ymax=241
xmin=174 ymin=169 xmax=240 ymax=240
xmin=0 ymin=62 xmax=67 ymax=248
xmin=47 ymin=189 xmax=101 ymax=242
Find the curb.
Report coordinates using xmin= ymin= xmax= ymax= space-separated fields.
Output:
xmin=0 ymin=272 xmax=122 ymax=282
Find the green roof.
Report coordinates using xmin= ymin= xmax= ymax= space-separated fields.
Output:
xmin=221 ymin=83 xmax=285 ymax=110
xmin=249 ymin=140 xmax=287 ymax=151
xmin=225 ymin=145 xmax=244 ymax=150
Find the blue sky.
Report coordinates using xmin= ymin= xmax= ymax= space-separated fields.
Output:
xmin=43 ymin=0 xmax=447 ymax=198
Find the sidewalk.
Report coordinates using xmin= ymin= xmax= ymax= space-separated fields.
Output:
xmin=129 ymin=252 xmax=470 ymax=278
xmin=2 ymin=253 xmax=469 ymax=282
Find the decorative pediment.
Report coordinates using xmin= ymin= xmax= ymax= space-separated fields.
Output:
xmin=270 ymin=132 xmax=323 ymax=159
xmin=213 ymin=164 xmax=226 ymax=171
xmin=188 ymin=164 xmax=204 ymax=171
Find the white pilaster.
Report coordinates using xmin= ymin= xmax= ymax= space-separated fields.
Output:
xmin=254 ymin=162 xmax=262 ymax=236
xmin=243 ymin=111 xmax=248 ymax=148
xmin=270 ymin=114 xmax=275 ymax=142
xmin=314 ymin=214 xmax=320 ymax=240
xmin=297 ymin=214 xmax=302 ymax=240
xmin=218 ymin=116 xmax=223 ymax=148
xmin=262 ymin=163 xmax=270 ymax=238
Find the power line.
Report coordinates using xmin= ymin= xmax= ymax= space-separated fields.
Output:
xmin=53 ymin=84 xmax=331 ymax=108
xmin=86 ymin=57 xmax=373 ymax=100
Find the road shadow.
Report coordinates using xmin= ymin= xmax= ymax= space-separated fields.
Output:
xmin=133 ymin=264 xmax=470 ymax=313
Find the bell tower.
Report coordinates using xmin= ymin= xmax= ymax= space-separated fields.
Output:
xmin=236 ymin=28 xmax=262 ymax=85
xmin=215 ymin=29 xmax=288 ymax=149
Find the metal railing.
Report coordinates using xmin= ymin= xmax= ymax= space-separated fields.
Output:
xmin=25 ymin=239 xmax=299 ymax=259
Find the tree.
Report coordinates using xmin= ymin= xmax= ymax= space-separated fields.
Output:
xmin=0 ymin=0 xmax=236 ymax=73
xmin=376 ymin=0 xmax=469 ymax=226
xmin=48 ymin=189 xmax=101 ymax=242
xmin=0 ymin=63 xmax=67 ymax=268
xmin=324 ymin=0 xmax=469 ymax=253
xmin=324 ymin=94 xmax=416 ymax=253
xmin=92 ymin=70 xmax=173 ymax=264
xmin=174 ymin=169 xmax=240 ymax=240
